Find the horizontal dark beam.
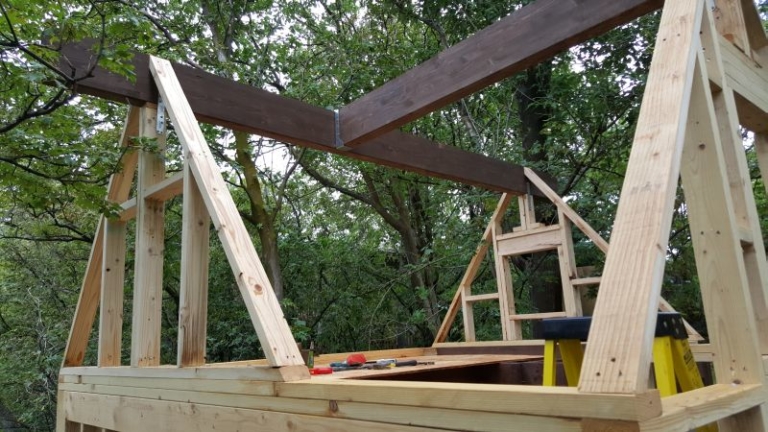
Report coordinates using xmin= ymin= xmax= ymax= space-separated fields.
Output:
xmin=60 ymin=41 xmax=555 ymax=195
xmin=338 ymin=0 xmax=663 ymax=147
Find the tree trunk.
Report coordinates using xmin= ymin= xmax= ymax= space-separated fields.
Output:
xmin=234 ymin=132 xmax=285 ymax=300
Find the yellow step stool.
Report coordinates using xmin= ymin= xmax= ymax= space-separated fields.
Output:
xmin=540 ymin=312 xmax=716 ymax=432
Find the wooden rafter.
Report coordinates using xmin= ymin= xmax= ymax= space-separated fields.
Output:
xmin=58 ymin=42 xmax=554 ymax=196
xmin=338 ymin=0 xmax=663 ymax=147
xmin=579 ymin=0 xmax=704 ymax=394
xmin=149 ymin=57 xmax=304 ymax=367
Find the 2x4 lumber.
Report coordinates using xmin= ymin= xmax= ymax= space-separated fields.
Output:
xmin=571 ymin=277 xmax=602 ymax=286
xmin=702 ymin=4 xmax=768 ymax=355
xmin=149 ymin=56 xmax=305 ymax=368
xmin=59 ymin=42 xmax=554 ymax=196
xmin=118 ymin=172 xmax=184 ymax=221
xmin=336 ymin=0 xmax=663 ymax=147
xmin=60 ymin=364 xmax=309 ymax=381
xmin=495 ymin=225 xmax=561 ymax=257
xmin=524 ymin=168 xmax=609 ymax=254
xmin=97 ymin=220 xmax=126 ymax=366
xmin=679 ymin=48 xmax=767 ymax=430
xmin=62 ymin=392 xmax=438 ymax=432
xmin=639 ymin=384 xmax=765 ymax=432
xmin=718 ymin=35 xmax=768 ymax=132
xmin=433 ymin=194 xmax=511 ymax=344
xmin=509 ymin=312 xmax=566 ymax=320
xmin=714 ymin=0 xmax=768 ymax=54
xmin=130 ymin=107 xmax=166 ymax=367
xmin=177 ymin=169 xmax=210 ymax=366
xmin=558 ymin=215 xmax=582 ymax=316
xmin=493 ymin=222 xmax=520 ymax=340
xmin=578 ymin=0 xmax=703 ymax=394
xmin=275 ymin=380 xmax=662 ymax=422
xmin=463 ymin=293 xmax=500 ymax=303
xmin=59 ymin=375 xmax=275 ymax=396
xmin=59 ymin=383 xmax=582 ymax=432
xmin=62 ymin=107 xmax=141 ymax=367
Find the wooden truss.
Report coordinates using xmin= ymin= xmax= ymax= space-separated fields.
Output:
xmin=57 ymin=0 xmax=768 ymax=431
xmin=433 ymin=170 xmax=704 ymax=344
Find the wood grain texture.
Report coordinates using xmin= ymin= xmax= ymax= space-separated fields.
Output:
xmin=149 ymin=57 xmax=304 ymax=368
xmin=97 ymin=220 xmax=126 ymax=366
xmin=639 ymin=384 xmax=765 ymax=432
xmin=433 ymin=194 xmax=511 ymax=344
xmin=62 ymin=392 xmax=437 ymax=432
xmin=130 ymin=107 xmax=166 ymax=367
xmin=275 ymin=380 xmax=662 ymax=422
xmin=714 ymin=0 xmax=768 ymax=54
xmin=59 ymin=384 xmax=582 ymax=432
xmin=58 ymin=42 xmax=554 ymax=195
xmin=177 ymin=168 xmax=210 ymax=366
xmin=63 ymin=107 xmax=140 ymax=367
xmin=338 ymin=0 xmax=663 ymax=146
xmin=578 ymin=0 xmax=703 ymax=394
xmin=702 ymin=4 xmax=768 ymax=357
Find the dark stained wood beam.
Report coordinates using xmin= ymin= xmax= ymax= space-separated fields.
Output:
xmin=338 ymin=0 xmax=663 ymax=147
xmin=60 ymin=41 xmax=555 ymax=195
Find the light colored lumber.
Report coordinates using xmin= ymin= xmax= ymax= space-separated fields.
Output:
xmin=60 ymin=381 xmax=581 ymax=432
xmin=62 ymin=391 xmax=437 ymax=432
xmin=130 ymin=106 xmax=166 ymax=367
xmin=509 ymin=312 xmax=567 ymax=320
xmin=639 ymin=384 xmax=766 ymax=432
xmin=149 ymin=56 xmax=304 ymax=367
xmin=678 ymin=44 xmax=767 ymax=429
xmin=718 ymin=35 xmax=768 ymax=132
xmin=495 ymin=224 xmax=561 ymax=256
xmin=58 ymin=375 xmax=275 ymax=396
xmin=431 ymin=339 xmax=545 ymax=349
xmin=525 ymin=168 xmax=702 ymax=340
xmin=493 ymin=221 xmax=520 ymax=340
xmin=714 ymin=0 xmax=768 ymax=54
xmin=97 ymin=220 xmax=126 ymax=367
xmin=118 ymin=172 xmax=184 ymax=221
xmin=177 ymin=167 xmax=210 ymax=366
xmin=703 ymin=4 xmax=768 ymax=355
xmin=63 ymin=107 xmax=141 ymax=367
xmin=463 ymin=293 xmax=500 ymax=303
xmin=60 ymin=364 xmax=309 ymax=382
xmin=524 ymin=169 xmax=609 ymax=254
xmin=433 ymin=194 xmax=511 ymax=344
xmin=572 ymin=277 xmax=602 ymax=286
xmin=559 ymin=215 xmax=582 ymax=316
xmin=275 ymin=380 xmax=662 ymax=422
xmin=579 ymin=0 xmax=703 ymax=394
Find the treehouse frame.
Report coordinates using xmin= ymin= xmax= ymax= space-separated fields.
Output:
xmin=56 ymin=0 xmax=768 ymax=431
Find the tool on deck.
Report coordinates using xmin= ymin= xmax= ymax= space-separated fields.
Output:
xmin=309 ymin=366 xmax=332 ymax=375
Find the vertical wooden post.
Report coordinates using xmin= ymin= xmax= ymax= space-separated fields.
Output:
xmin=62 ymin=107 xmax=140 ymax=367
xmin=702 ymin=4 xmax=768 ymax=354
xmin=579 ymin=0 xmax=703 ymax=394
xmin=558 ymin=215 xmax=582 ymax=317
xmin=97 ymin=219 xmax=127 ymax=366
xmin=679 ymin=50 xmax=767 ymax=430
xmin=130 ymin=106 xmax=166 ymax=367
xmin=493 ymin=222 xmax=520 ymax=340
xmin=177 ymin=169 xmax=211 ymax=366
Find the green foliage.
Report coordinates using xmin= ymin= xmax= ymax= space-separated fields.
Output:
xmin=0 ymin=0 xmax=738 ymax=428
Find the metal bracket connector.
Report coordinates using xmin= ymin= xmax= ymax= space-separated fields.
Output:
xmin=156 ymin=95 xmax=166 ymax=134
xmin=333 ymin=109 xmax=351 ymax=151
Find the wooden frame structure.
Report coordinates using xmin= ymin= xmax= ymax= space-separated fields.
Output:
xmin=56 ymin=0 xmax=768 ymax=431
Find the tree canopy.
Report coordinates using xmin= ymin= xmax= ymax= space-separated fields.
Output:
xmin=1 ymin=0 xmax=767 ymax=430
